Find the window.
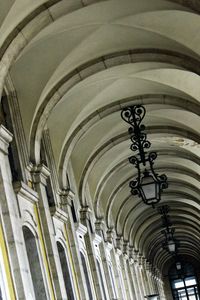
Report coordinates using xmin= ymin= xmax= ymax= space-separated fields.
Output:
xmin=23 ymin=226 xmax=48 ymax=300
xmin=71 ymin=200 xmax=77 ymax=223
xmin=171 ymin=264 xmax=199 ymax=300
xmin=57 ymin=242 xmax=75 ymax=300
xmin=1 ymin=96 xmax=22 ymax=182
xmin=108 ymin=264 xmax=117 ymax=299
xmin=80 ymin=252 xmax=93 ymax=300
xmin=96 ymin=259 xmax=107 ymax=300
xmin=45 ymin=177 xmax=55 ymax=207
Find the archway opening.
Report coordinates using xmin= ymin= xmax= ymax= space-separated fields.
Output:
xmin=80 ymin=252 xmax=93 ymax=300
xmin=169 ymin=261 xmax=200 ymax=300
xmin=23 ymin=226 xmax=47 ymax=300
xmin=57 ymin=241 xmax=75 ymax=300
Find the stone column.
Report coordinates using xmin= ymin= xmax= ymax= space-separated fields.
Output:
xmin=151 ymin=268 xmax=159 ymax=295
xmin=95 ymin=218 xmax=116 ymax=299
xmin=0 ymin=125 xmax=35 ymax=299
xmin=148 ymin=265 xmax=156 ymax=294
xmin=60 ymin=189 xmax=87 ymax=300
xmin=128 ymin=246 xmax=142 ymax=300
xmin=161 ymin=280 xmax=166 ymax=300
xmin=137 ymin=254 xmax=147 ymax=297
xmin=141 ymin=258 xmax=151 ymax=296
xmin=115 ymin=250 xmax=127 ymax=300
xmin=157 ymin=276 xmax=165 ymax=300
xmin=80 ymin=206 xmax=104 ymax=300
xmin=120 ymin=242 xmax=132 ymax=300
xmin=31 ymin=164 xmax=67 ymax=300
xmin=146 ymin=262 xmax=154 ymax=294
xmin=133 ymin=252 xmax=145 ymax=300
xmin=126 ymin=256 xmax=137 ymax=300
xmin=156 ymin=271 xmax=165 ymax=299
xmin=107 ymin=229 xmax=123 ymax=299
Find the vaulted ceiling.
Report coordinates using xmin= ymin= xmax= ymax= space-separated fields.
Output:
xmin=0 ymin=0 xmax=200 ymax=274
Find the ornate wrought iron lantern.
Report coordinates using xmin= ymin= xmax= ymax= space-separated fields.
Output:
xmin=162 ymin=227 xmax=177 ymax=253
xmin=176 ymin=261 xmax=182 ymax=271
xmin=158 ymin=205 xmax=179 ymax=254
xmin=121 ymin=105 xmax=168 ymax=207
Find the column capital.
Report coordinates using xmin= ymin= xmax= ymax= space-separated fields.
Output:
xmin=138 ymin=254 xmax=144 ymax=266
xmin=142 ymin=257 xmax=147 ymax=267
xmin=31 ymin=164 xmax=50 ymax=185
xmin=123 ymin=241 xmax=129 ymax=256
xmin=115 ymin=235 xmax=123 ymax=252
xmin=133 ymin=250 xmax=139 ymax=264
xmin=106 ymin=227 xmax=115 ymax=243
xmin=80 ymin=205 xmax=92 ymax=221
xmin=0 ymin=125 xmax=12 ymax=154
xmin=128 ymin=246 xmax=134 ymax=260
xmin=59 ymin=188 xmax=75 ymax=207
xmin=129 ymin=257 xmax=134 ymax=265
xmin=95 ymin=217 xmax=107 ymax=240
xmin=95 ymin=217 xmax=105 ymax=232
xmin=146 ymin=261 xmax=151 ymax=271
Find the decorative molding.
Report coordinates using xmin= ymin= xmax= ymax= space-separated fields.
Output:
xmin=5 ymin=77 xmax=29 ymax=182
xmin=31 ymin=164 xmax=50 ymax=185
xmin=13 ymin=181 xmax=38 ymax=204
xmin=123 ymin=241 xmax=129 ymax=256
xmin=106 ymin=227 xmax=115 ymax=244
xmin=24 ymin=210 xmax=37 ymax=227
xmin=80 ymin=205 xmax=91 ymax=221
xmin=105 ymin=241 xmax=113 ymax=253
xmin=95 ymin=217 xmax=104 ymax=232
xmin=75 ymin=222 xmax=87 ymax=237
xmin=59 ymin=188 xmax=75 ymax=207
xmin=115 ymin=235 xmax=123 ymax=252
xmin=42 ymin=129 xmax=60 ymax=194
xmin=0 ymin=125 xmax=12 ymax=154
xmin=93 ymin=233 xmax=102 ymax=246
xmin=53 ymin=207 xmax=68 ymax=223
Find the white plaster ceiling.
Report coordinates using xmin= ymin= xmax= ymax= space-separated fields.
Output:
xmin=1 ymin=0 xmax=200 ymax=271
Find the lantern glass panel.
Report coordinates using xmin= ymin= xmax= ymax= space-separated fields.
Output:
xmin=168 ymin=240 xmax=176 ymax=253
xmin=176 ymin=262 xmax=182 ymax=270
xmin=141 ymin=173 xmax=157 ymax=200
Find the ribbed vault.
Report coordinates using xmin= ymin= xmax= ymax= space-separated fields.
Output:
xmin=1 ymin=0 xmax=200 ymax=274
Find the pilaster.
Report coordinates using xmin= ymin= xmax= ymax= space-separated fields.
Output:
xmin=146 ymin=262 xmax=154 ymax=294
xmin=121 ymin=242 xmax=132 ymax=300
xmin=31 ymin=164 xmax=66 ymax=300
xmin=114 ymin=238 xmax=127 ymax=300
xmin=95 ymin=218 xmax=116 ymax=299
xmin=133 ymin=251 xmax=144 ymax=300
xmin=59 ymin=189 xmax=87 ymax=300
xmin=80 ymin=206 xmax=104 ymax=300
xmin=143 ymin=258 xmax=153 ymax=296
xmin=126 ymin=246 xmax=137 ymax=300
xmin=4 ymin=79 xmax=30 ymax=183
xmin=0 ymin=125 xmax=33 ymax=299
